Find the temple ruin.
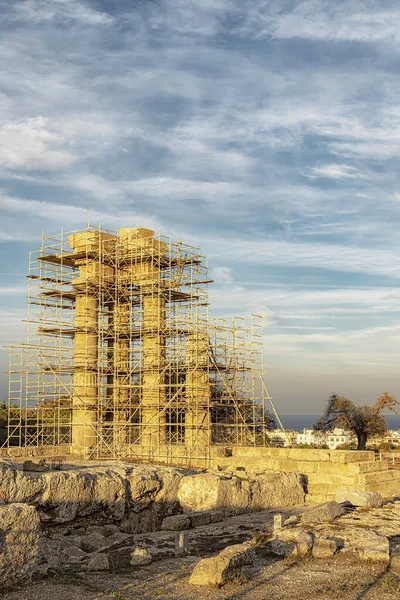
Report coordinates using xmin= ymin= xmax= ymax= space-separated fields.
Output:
xmin=6 ymin=225 xmax=269 ymax=462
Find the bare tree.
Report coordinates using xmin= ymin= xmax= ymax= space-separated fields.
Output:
xmin=313 ymin=393 xmax=399 ymax=450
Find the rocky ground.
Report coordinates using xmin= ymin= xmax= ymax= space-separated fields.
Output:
xmin=2 ymin=553 xmax=400 ymax=600
xmin=1 ymin=460 xmax=400 ymax=598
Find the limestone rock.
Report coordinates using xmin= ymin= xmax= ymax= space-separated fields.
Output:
xmin=119 ymin=509 xmax=156 ymax=534
xmin=266 ymin=538 xmax=295 ymax=557
xmin=357 ymin=537 xmax=390 ymax=563
xmin=86 ymin=525 xmax=106 ymax=537
xmin=285 ymin=515 xmax=300 ymax=526
xmin=189 ymin=544 xmax=255 ymax=587
xmin=251 ymin=471 xmax=306 ymax=509
xmin=23 ymin=459 xmax=49 ymax=472
xmin=336 ymin=490 xmax=383 ymax=508
xmin=210 ymin=510 xmax=225 ymax=523
xmin=312 ymin=538 xmax=337 ymax=558
xmin=87 ymin=553 xmax=109 ymax=571
xmin=317 ymin=524 xmax=389 ymax=562
xmin=161 ymin=514 xmax=191 ymax=531
xmin=81 ymin=532 xmax=107 ymax=553
xmin=190 ymin=512 xmax=211 ymax=527
xmin=390 ymin=546 xmax=400 ymax=575
xmin=178 ymin=474 xmax=251 ymax=512
xmin=0 ymin=504 xmax=40 ymax=588
xmin=60 ymin=544 xmax=88 ymax=564
xmin=302 ymin=501 xmax=345 ymax=524
xmin=104 ymin=524 xmax=120 ymax=537
xmin=178 ymin=471 xmax=304 ymax=513
xmin=127 ymin=466 xmax=161 ymax=508
xmin=0 ymin=462 xmax=127 ymax=523
xmin=130 ymin=547 xmax=152 ymax=566
xmin=104 ymin=532 xmax=130 ymax=547
xmin=294 ymin=531 xmax=313 ymax=557
xmin=273 ymin=513 xmax=284 ymax=531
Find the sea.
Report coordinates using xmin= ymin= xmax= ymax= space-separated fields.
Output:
xmin=279 ymin=414 xmax=400 ymax=432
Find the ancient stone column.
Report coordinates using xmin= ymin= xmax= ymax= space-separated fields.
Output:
xmin=185 ymin=331 xmax=211 ymax=451
xmin=68 ymin=231 xmax=115 ymax=457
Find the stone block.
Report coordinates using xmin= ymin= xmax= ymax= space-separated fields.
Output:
xmin=294 ymin=531 xmax=313 ymax=557
xmin=87 ymin=553 xmax=109 ymax=571
xmin=312 ymin=538 xmax=337 ymax=558
xmin=0 ymin=504 xmax=40 ymax=588
xmin=273 ymin=514 xmax=284 ymax=531
xmin=189 ymin=544 xmax=255 ymax=587
xmin=302 ymin=501 xmax=345 ymax=524
xmin=175 ymin=532 xmax=189 ymax=556
xmin=161 ymin=515 xmax=191 ymax=531
xmin=336 ymin=490 xmax=383 ymax=507
xmin=190 ymin=512 xmax=212 ymax=527
xmin=130 ymin=548 xmax=152 ymax=566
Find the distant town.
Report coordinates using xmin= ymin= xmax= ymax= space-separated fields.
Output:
xmin=269 ymin=427 xmax=400 ymax=450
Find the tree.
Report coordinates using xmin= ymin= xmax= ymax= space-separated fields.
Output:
xmin=313 ymin=393 xmax=398 ymax=451
xmin=0 ymin=401 xmax=8 ymax=446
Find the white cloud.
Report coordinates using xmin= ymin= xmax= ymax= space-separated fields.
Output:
xmin=242 ymin=1 xmax=400 ymax=45
xmin=0 ymin=117 xmax=75 ymax=170
xmin=305 ymin=164 xmax=364 ymax=180
xmin=206 ymin=236 xmax=400 ymax=279
xmin=0 ymin=193 xmax=162 ymax=234
xmin=211 ymin=266 xmax=234 ymax=284
xmin=10 ymin=0 xmax=113 ymax=25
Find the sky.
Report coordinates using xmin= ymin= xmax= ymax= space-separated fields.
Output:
xmin=0 ymin=0 xmax=400 ymax=414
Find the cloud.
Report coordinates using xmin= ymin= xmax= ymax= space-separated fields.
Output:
xmin=241 ymin=1 xmax=400 ymax=45
xmin=0 ymin=193 xmax=162 ymax=235
xmin=305 ymin=164 xmax=364 ymax=180
xmin=0 ymin=117 xmax=75 ymax=170
xmin=211 ymin=266 xmax=234 ymax=284
xmin=8 ymin=0 xmax=113 ymax=25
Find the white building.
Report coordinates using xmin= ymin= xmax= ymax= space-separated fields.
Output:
xmin=296 ymin=427 xmax=354 ymax=449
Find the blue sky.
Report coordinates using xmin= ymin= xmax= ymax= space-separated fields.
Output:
xmin=0 ymin=0 xmax=400 ymax=413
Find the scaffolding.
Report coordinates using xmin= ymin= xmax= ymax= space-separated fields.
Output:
xmin=6 ymin=225 xmax=268 ymax=462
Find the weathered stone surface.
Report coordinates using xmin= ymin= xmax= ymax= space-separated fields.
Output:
xmin=60 ymin=544 xmax=88 ymax=564
xmin=161 ymin=515 xmax=191 ymax=531
xmin=178 ymin=474 xmax=250 ymax=512
xmin=316 ymin=524 xmax=389 ymax=563
xmin=266 ymin=538 xmax=295 ymax=557
xmin=273 ymin=513 xmax=284 ymax=531
xmin=190 ymin=512 xmax=211 ymax=527
xmin=336 ymin=490 xmax=383 ymax=507
xmin=81 ymin=532 xmax=107 ymax=553
xmin=127 ymin=466 xmax=161 ymax=507
xmin=130 ymin=547 xmax=152 ymax=566
xmin=285 ymin=515 xmax=300 ymax=526
xmin=0 ymin=462 xmax=127 ymax=523
xmin=390 ymin=546 xmax=400 ymax=575
xmin=23 ymin=459 xmax=49 ymax=472
xmin=251 ymin=472 xmax=306 ymax=509
xmin=189 ymin=544 xmax=255 ymax=587
xmin=302 ymin=501 xmax=345 ymax=524
xmin=86 ymin=525 xmax=106 ymax=537
xmin=87 ymin=553 xmax=109 ymax=571
xmin=312 ymin=538 xmax=337 ymax=558
xmin=179 ymin=471 xmax=304 ymax=512
xmin=294 ymin=531 xmax=313 ymax=556
xmin=104 ymin=524 xmax=120 ymax=537
xmin=119 ymin=509 xmax=157 ymax=534
xmin=0 ymin=504 xmax=40 ymax=588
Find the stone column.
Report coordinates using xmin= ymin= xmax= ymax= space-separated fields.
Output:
xmin=71 ymin=292 xmax=98 ymax=455
xmin=185 ymin=331 xmax=211 ymax=451
xmin=141 ymin=295 xmax=166 ymax=448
